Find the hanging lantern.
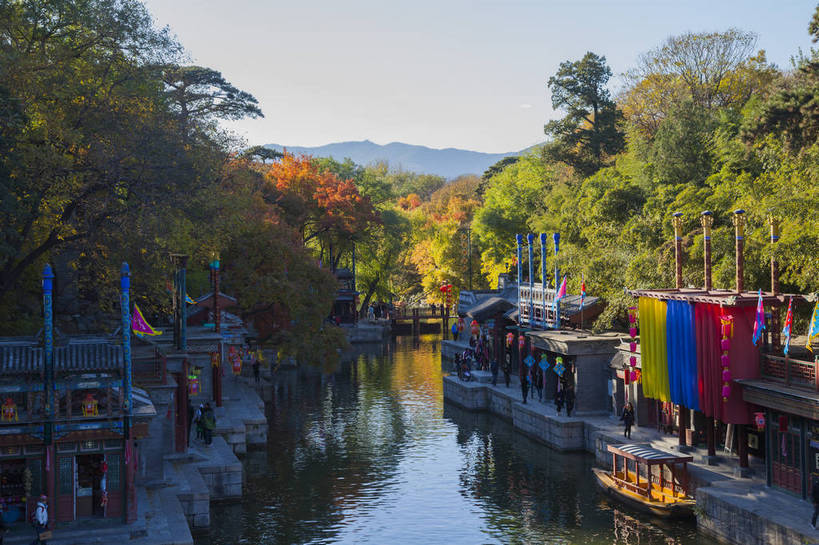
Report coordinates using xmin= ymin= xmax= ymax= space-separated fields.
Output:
xmin=232 ymin=352 xmax=242 ymax=375
xmin=720 ymin=313 xmax=734 ymax=402
xmin=754 ymin=412 xmax=765 ymax=432
xmin=471 ymin=320 xmax=480 ymax=337
xmin=1 ymin=398 xmax=18 ymax=422
xmin=506 ymin=332 xmax=514 ymax=347
xmin=81 ymin=393 xmax=99 ymax=417
xmin=518 ymin=334 xmax=526 ymax=350
xmin=458 ymin=317 xmax=465 ymax=332
xmin=211 ymin=351 xmax=220 ymax=368
xmin=188 ymin=369 xmax=200 ymax=396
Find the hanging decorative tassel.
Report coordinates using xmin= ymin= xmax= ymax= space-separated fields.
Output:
xmin=627 ymin=306 xmax=639 ymax=383
xmin=719 ymin=309 xmax=734 ymax=402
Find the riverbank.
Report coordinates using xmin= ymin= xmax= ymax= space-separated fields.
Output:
xmin=443 ymin=373 xmax=819 ymax=545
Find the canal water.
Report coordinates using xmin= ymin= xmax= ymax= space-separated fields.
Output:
xmin=197 ymin=335 xmax=709 ymax=544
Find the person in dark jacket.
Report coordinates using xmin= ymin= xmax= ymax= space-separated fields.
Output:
xmin=565 ymin=386 xmax=575 ymax=417
xmin=621 ymin=402 xmax=635 ymax=439
xmin=503 ymin=352 xmax=512 ymax=388
xmin=555 ymin=384 xmax=565 ymax=415
xmin=519 ymin=361 xmax=529 ymax=404
xmin=490 ymin=358 xmax=499 ymax=386
xmin=202 ymin=403 xmax=216 ymax=446
xmin=811 ymin=478 xmax=819 ymax=529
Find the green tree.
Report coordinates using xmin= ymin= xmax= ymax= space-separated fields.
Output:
xmin=544 ymin=52 xmax=624 ymax=177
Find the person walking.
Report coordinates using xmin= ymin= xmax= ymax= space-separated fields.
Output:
xmin=490 ymin=358 xmax=499 ymax=386
xmin=555 ymin=384 xmax=564 ymax=415
xmin=811 ymin=477 xmax=819 ymax=529
xmin=503 ymin=352 xmax=511 ymax=388
xmin=202 ymin=403 xmax=216 ymax=446
xmin=451 ymin=322 xmax=458 ymax=341
xmin=252 ymin=356 xmax=260 ymax=385
xmin=621 ymin=402 xmax=635 ymax=439
xmin=187 ymin=399 xmax=194 ymax=443
xmin=30 ymin=494 xmax=48 ymax=544
xmin=565 ymin=386 xmax=575 ymax=417
xmin=194 ymin=403 xmax=204 ymax=441
xmin=534 ymin=365 xmax=543 ymax=402
xmin=519 ymin=362 xmax=529 ymax=404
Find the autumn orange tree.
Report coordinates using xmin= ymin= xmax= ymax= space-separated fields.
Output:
xmin=260 ymin=153 xmax=380 ymax=270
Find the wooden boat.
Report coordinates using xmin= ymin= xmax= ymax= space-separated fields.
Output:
xmin=593 ymin=443 xmax=696 ymax=519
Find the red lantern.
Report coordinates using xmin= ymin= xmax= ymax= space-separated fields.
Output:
xmin=470 ymin=320 xmax=480 ymax=337
xmin=518 ymin=335 xmax=525 ymax=350
xmin=506 ymin=332 xmax=514 ymax=347
xmin=754 ymin=412 xmax=765 ymax=432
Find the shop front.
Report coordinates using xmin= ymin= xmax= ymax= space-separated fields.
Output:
xmin=55 ymin=439 xmax=124 ymax=521
xmin=0 ymin=447 xmax=43 ymax=529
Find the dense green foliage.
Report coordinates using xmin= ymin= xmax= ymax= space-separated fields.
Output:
xmin=472 ymin=16 xmax=819 ymax=330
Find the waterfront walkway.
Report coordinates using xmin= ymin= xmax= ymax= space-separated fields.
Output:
xmin=443 ymin=371 xmax=819 ymax=545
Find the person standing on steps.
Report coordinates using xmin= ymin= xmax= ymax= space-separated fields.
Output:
xmin=252 ymin=355 xmax=260 ymax=385
xmin=202 ymin=403 xmax=216 ymax=446
xmin=503 ymin=352 xmax=511 ymax=388
xmin=565 ymin=385 xmax=575 ymax=417
xmin=490 ymin=358 xmax=499 ymax=386
xmin=621 ymin=402 xmax=635 ymax=439
xmin=519 ymin=360 xmax=529 ymax=404
xmin=194 ymin=403 xmax=204 ymax=441
xmin=30 ymin=494 xmax=48 ymax=545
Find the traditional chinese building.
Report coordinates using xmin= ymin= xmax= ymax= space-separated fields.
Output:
xmin=0 ymin=264 xmax=155 ymax=530
xmin=511 ymin=233 xmax=611 ymax=411
xmin=623 ymin=210 xmax=817 ymax=497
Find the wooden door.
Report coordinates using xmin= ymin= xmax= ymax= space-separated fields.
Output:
xmin=56 ymin=456 xmax=75 ymax=522
xmin=104 ymin=453 xmax=122 ymax=518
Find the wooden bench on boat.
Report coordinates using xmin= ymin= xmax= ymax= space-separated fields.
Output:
xmin=592 ymin=443 xmax=696 ymax=519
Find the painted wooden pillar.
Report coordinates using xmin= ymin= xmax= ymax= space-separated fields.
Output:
xmin=540 ymin=233 xmax=547 ymax=325
xmin=738 ymin=424 xmax=749 ymax=469
xmin=42 ymin=265 xmax=57 ymax=528
xmin=553 ymin=233 xmax=561 ymax=329
xmin=211 ymin=258 xmax=223 ymax=407
xmin=733 ymin=210 xmax=746 ymax=293
xmin=120 ymin=263 xmax=136 ymax=522
xmin=701 ymin=211 xmax=713 ymax=291
xmin=527 ymin=233 xmax=534 ymax=325
xmin=175 ymin=359 xmax=189 ymax=453
xmin=769 ymin=216 xmax=781 ymax=348
xmin=706 ymin=417 xmax=716 ymax=457
xmin=672 ymin=212 xmax=683 ymax=289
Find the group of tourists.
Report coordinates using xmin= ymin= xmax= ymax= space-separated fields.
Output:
xmin=191 ymin=402 xmax=217 ymax=446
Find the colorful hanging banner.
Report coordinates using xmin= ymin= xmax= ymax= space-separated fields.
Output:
xmin=782 ymin=297 xmax=793 ymax=356
xmin=538 ymin=355 xmax=550 ymax=371
xmin=752 ymin=289 xmax=765 ymax=346
xmin=638 ymin=297 xmax=670 ymax=402
xmin=579 ymin=274 xmax=586 ymax=311
xmin=807 ymin=302 xmax=819 ymax=353
xmin=132 ymin=303 xmax=162 ymax=336
xmin=186 ymin=294 xmax=197 ymax=305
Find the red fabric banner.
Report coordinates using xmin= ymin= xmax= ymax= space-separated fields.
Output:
xmin=695 ymin=304 xmax=758 ymax=423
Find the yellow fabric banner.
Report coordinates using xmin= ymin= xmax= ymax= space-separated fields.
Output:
xmin=638 ymin=297 xmax=670 ymax=402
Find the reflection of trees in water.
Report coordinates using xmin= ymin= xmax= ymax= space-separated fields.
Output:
xmin=444 ymin=403 xmax=701 ymax=545
xmin=224 ymin=335 xmax=438 ymax=545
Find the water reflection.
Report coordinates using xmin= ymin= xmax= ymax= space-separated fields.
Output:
xmin=198 ymin=335 xmax=707 ymax=545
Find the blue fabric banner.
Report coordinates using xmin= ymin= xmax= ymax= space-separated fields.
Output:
xmin=666 ymin=300 xmax=699 ymax=411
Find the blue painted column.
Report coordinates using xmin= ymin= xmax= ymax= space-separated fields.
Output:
xmin=120 ymin=263 xmax=132 ymax=423
xmin=120 ymin=262 xmax=137 ymax=523
xmin=515 ymin=234 xmax=523 ymax=285
xmin=540 ymin=233 xmax=547 ymax=326
xmin=553 ymin=233 xmax=561 ymax=329
xmin=527 ymin=233 xmax=534 ymax=326
xmin=42 ymin=265 xmax=55 ymax=439
xmin=42 ymin=264 xmax=56 ymax=527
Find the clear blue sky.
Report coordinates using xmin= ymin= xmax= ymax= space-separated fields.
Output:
xmin=142 ymin=0 xmax=817 ymax=153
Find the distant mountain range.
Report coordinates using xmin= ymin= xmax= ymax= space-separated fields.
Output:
xmin=263 ymin=140 xmax=538 ymax=179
